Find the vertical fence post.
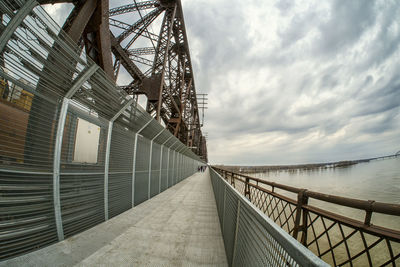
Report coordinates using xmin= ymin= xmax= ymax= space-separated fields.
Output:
xmin=293 ymin=189 xmax=308 ymax=240
xmin=180 ymin=147 xmax=187 ymax=180
xmin=52 ymin=64 xmax=98 ymax=241
xmin=131 ymin=119 xmax=152 ymax=207
xmin=132 ymin=133 xmax=139 ymax=207
xmin=244 ymin=177 xmax=251 ymax=201
xmin=167 ymin=140 xmax=177 ymax=187
xmin=104 ymin=121 xmax=113 ymax=221
xmin=178 ymin=148 xmax=183 ymax=181
xmin=148 ymin=140 xmax=153 ymax=199
xmin=53 ymin=98 xmax=69 ymax=241
xmin=104 ymin=98 xmax=134 ymax=221
xmin=159 ymin=135 xmax=173 ymax=193
xmin=159 ymin=145 xmax=163 ymax=193
xmin=166 ymin=147 xmax=170 ymax=186
xmin=148 ymin=129 xmax=164 ymax=199
xmin=173 ymin=149 xmax=177 ymax=184
xmin=301 ymin=194 xmax=309 ymax=245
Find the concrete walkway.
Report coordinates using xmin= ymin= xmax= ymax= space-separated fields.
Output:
xmin=2 ymin=170 xmax=228 ymax=267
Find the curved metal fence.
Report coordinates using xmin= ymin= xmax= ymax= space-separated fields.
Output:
xmin=210 ymin=168 xmax=328 ymax=267
xmin=0 ymin=0 xmax=204 ymax=260
xmin=213 ymin=167 xmax=400 ymax=266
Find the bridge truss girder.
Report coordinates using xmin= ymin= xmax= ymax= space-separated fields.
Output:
xmin=35 ymin=0 xmax=207 ymax=160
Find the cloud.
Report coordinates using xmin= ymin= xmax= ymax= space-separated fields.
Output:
xmin=181 ymin=0 xmax=400 ymax=164
xmin=46 ymin=0 xmax=400 ymax=164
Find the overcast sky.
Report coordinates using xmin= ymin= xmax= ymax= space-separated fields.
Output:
xmin=45 ymin=0 xmax=400 ymax=165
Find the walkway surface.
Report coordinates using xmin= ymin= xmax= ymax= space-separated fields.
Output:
xmin=2 ymin=170 xmax=228 ymax=267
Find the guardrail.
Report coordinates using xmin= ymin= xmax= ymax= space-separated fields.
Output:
xmin=209 ymin=168 xmax=328 ymax=266
xmin=213 ymin=167 xmax=400 ymax=267
xmin=0 ymin=0 xmax=204 ymax=260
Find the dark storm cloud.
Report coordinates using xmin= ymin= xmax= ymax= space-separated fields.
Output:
xmin=314 ymin=0 xmax=377 ymax=56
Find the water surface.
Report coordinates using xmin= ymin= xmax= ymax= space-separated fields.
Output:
xmin=251 ymin=157 xmax=400 ymax=229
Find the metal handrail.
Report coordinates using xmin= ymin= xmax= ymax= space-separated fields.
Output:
xmin=213 ymin=167 xmax=400 ymax=219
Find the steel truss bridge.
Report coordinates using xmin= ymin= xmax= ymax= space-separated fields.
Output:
xmin=5 ymin=0 xmax=207 ymax=161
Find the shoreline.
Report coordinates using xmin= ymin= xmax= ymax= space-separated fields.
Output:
xmin=214 ymin=154 xmax=399 ymax=173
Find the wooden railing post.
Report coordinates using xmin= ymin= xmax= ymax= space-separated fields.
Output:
xmin=364 ymin=200 xmax=375 ymax=226
xmin=245 ymin=177 xmax=251 ymax=201
xmin=293 ymin=189 xmax=308 ymax=240
xmin=300 ymin=194 xmax=309 ymax=245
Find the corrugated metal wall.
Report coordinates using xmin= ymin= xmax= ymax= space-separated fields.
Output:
xmin=0 ymin=0 xmax=204 ymax=261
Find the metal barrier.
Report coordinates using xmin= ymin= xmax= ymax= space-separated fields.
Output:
xmin=0 ymin=0 xmax=204 ymax=260
xmin=214 ymin=167 xmax=400 ymax=267
xmin=210 ymin=168 xmax=328 ymax=267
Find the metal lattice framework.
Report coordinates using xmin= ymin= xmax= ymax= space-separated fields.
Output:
xmin=214 ymin=167 xmax=400 ymax=267
xmin=24 ymin=0 xmax=207 ymax=161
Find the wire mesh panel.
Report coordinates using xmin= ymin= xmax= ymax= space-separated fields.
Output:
xmin=0 ymin=1 xmax=69 ymax=257
xmin=182 ymin=156 xmax=186 ymax=180
xmin=60 ymin=173 xmax=105 ymax=238
xmin=168 ymin=149 xmax=174 ymax=188
xmin=223 ymin=188 xmax=238 ymax=266
xmin=0 ymin=90 xmax=60 ymax=260
xmin=150 ymin=143 xmax=160 ymax=198
xmin=108 ymin=125 xmax=134 ymax=218
xmin=134 ymin=136 xmax=150 ymax=205
xmin=160 ymin=146 xmax=168 ymax=192
xmin=0 ymin=171 xmax=57 ymax=260
xmin=210 ymin=168 xmax=328 ymax=267
xmin=59 ymin=109 xmax=107 ymax=239
xmin=174 ymin=152 xmax=179 ymax=185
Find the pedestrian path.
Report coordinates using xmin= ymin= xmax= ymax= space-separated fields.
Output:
xmin=2 ymin=169 xmax=228 ymax=267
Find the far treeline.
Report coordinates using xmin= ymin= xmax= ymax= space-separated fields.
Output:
xmin=214 ymin=153 xmax=399 ymax=173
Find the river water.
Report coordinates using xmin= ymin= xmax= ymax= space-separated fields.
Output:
xmin=251 ymin=157 xmax=400 ymax=230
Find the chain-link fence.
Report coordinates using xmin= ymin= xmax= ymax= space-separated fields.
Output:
xmin=210 ymin=168 xmax=328 ymax=267
xmin=0 ymin=0 xmax=204 ymax=260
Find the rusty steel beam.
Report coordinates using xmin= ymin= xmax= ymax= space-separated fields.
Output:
xmin=35 ymin=0 xmax=207 ymax=160
xmin=110 ymin=34 xmax=145 ymax=81
xmin=61 ymin=0 xmax=114 ymax=79
xmin=109 ymin=0 xmax=159 ymax=16
xmin=116 ymin=7 xmax=163 ymax=44
xmin=62 ymin=0 xmax=97 ymax=43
